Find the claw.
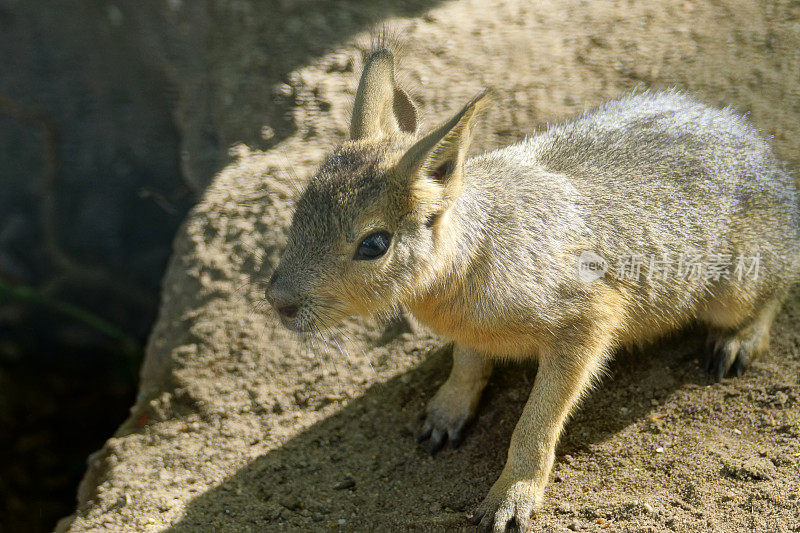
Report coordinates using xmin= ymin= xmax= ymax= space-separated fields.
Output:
xmin=703 ymin=336 xmax=715 ymax=373
xmin=731 ymin=350 xmax=749 ymax=378
xmin=450 ymin=418 xmax=468 ymax=447
xmin=417 ymin=425 xmax=432 ymax=444
xmin=428 ymin=428 xmax=446 ymax=455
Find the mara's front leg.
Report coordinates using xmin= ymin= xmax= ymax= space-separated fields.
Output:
xmin=473 ymin=335 xmax=614 ymax=532
xmin=418 ymin=344 xmax=493 ymax=453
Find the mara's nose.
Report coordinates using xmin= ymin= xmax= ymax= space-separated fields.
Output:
xmin=265 ymin=282 xmax=300 ymax=321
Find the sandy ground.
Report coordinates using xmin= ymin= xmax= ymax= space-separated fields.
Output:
xmin=59 ymin=0 xmax=800 ymax=531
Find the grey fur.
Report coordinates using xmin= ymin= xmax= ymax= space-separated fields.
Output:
xmin=438 ymin=89 xmax=800 ymax=339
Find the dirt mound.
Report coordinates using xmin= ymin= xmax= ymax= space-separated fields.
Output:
xmin=59 ymin=1 xmax=800 ymax=531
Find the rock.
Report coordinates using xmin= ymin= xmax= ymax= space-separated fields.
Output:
xmin=333 ymin=477 xmax=356 ymax=490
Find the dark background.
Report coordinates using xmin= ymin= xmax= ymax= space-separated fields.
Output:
xmin=0 ymin=3 xmax=189 ymax=531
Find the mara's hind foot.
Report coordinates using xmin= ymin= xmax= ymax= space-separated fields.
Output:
xmin=703 ymin=298 xmax=782 ymax=381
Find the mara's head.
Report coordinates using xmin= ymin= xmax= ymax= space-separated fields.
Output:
xmin=267 ymin=48 xmax=488 ymax=332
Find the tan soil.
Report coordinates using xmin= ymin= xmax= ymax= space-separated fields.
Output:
xmin=59 ymin=0 xmax=800 ymax=531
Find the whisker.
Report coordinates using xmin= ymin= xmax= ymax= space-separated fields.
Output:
xmin=308 ymin=329 xmax=347 ymax=392
xmin=278 ymin=148 xmax=308 ymax=196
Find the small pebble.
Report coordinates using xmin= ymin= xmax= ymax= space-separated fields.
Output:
xmin=110 ymin=494 xmax=129 ymax=510
xmin=733 ymin=428 xmax=742 ymax=435
xmin=275 ymin=83 xmax=293 ymax=98
xmin=567 ymin=519 xmax=582 ymax=531
xmin=338 ymin=518 xmax=346 ymax=525
xmin=260 ymin=125 xmax=275 ymax=141
xmin=333 ymin=477 xmax=356 ymax=490
xmin=655 ymin=447 xmax=664 ymax=453
xmin=643 ymin=502 xmax=654 ymax=513
xmin=279 ymin=496 xmax=301 ymax=511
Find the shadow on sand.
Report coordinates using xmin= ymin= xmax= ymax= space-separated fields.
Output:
xmin=166 ymin=324 xmax=716 ymax=530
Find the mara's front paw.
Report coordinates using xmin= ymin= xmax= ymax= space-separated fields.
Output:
xmin=471 ymin=474 xmax=540 ymax=532
xmin=417 ymin=381 xmax=479 ymax=454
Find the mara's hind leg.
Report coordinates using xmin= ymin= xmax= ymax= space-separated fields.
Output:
xmin=703 ymin=296 xmax=783 ymax=381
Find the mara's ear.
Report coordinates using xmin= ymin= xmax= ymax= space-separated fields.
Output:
xmin=350 ymin=49 xmax=418 ymax=140
xmin=396 ymin=90 xmax=489 ymax=206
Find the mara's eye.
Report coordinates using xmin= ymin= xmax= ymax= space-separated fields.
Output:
xmin=354 ymin=231 xmax=391 ymax=260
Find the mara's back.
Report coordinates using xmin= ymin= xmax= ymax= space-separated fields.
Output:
xmin=533 ymin=90 xmax=799 ymax=241
xmin=459 ymin=90 xmax=800 ymax=334
xmin=489 ymin=90 xmax=800 ymax=250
